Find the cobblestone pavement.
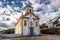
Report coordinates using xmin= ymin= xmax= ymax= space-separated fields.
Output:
xmin=1 ymin=35 xmax=60 ymax=40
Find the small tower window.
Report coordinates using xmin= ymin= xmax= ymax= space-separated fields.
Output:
xmin=28 ymin=8 xmax=33 ymax=13
xmin=24 ymin=20 xmax=27 ymax=26
xmin=36 ymin=22 xmax=38 ymax=27
xmin=29 ymin=9 xmax=31 ymax=13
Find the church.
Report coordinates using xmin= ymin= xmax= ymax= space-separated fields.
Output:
xmin=15 ymin=6 xmax=40 ymax=36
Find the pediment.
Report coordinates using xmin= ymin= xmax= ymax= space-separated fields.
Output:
xmin=23 ymin=13 xmax=39 ymax=19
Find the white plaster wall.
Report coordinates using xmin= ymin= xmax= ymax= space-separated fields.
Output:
xmin=15 ymin=25 xmax=19 ymax=34
xmin=25 ymin=14 xmax=35 ymax=19
xmin=48 ymin=22 xmax=54 ymax=28
xmin=15 ymin=25 xmax=18 ymax=34
xmin=15 ymin=23 xmax=22 ymax=35
xmin=35 ymin=27 xmax=39 ymax=35
xmin=35 ymin=20 xmax=39 ymax=35
xmin=23 ymin=20 xmax=28 ymax=35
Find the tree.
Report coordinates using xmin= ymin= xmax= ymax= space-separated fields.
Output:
xmin=56 ymin=23 xmax=60 ymax=26
xmin=40 ymin=23 xmax=47 ymax=29
xmin=1 ymin=28 xmax=15 ymax=34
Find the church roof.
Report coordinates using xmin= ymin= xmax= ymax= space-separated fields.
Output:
xmin=20 ymin=12 xmax=39 ymax=19
xmin=47 ymin=16 xmax=60 ymax=24
xmin=25 ymin=5 xmax=33 ymax=9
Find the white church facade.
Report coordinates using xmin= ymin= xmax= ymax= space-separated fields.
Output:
xmin=15 ymin=6 xmax=40 ymax=36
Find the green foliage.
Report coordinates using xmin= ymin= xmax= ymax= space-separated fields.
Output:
xmin=1 ymin=28 xmax=15 ymax=34
xmin=53 ymin=20 xmax=58 ymax=24
xmin=56 ymin=23 xmax=60 ymax=26
xmin=41 ymin=28 xmax=60 ymax=35
xmin=40 ymin=23 xmax=47 ymax=29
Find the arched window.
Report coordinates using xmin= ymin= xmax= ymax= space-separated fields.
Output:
xmin=24 ymin=20 xmax=27 ymax=26
xmin=28 ymin=8 xmax=33 ymax=13
xmin=36 ymin=22 xmax=38 ymax=27
xmin=29 ymin=9 xmax=31 ymax=13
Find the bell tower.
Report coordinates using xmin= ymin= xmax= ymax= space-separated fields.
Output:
xmin=25 ymin=6 xmax=33 ymax=13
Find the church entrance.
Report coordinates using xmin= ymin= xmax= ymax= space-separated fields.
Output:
xmin=30 ymin=27 xmax=33 ymax=36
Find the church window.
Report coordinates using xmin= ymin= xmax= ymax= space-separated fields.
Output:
xmin=36 ymin=22 xmax=38 ymax=27
xmin=29 ymin=9 xmax=31 ymax=13
xmin=24 ymin=20 xmax=27 ymax=26
xmin=28 ymin=8 xmax=33 ymax=13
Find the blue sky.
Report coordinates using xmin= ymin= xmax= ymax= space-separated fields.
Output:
xmin=0 ymin=0 xmax=60 ymax=31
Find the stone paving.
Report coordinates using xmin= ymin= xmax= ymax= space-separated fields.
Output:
xmin=1 ymin=35 xmax=60 ymax=40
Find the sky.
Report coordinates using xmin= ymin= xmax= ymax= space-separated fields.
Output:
xmin=0 ymin=0 xmax=60 ymax=31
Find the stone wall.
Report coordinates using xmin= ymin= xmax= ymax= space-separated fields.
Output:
xmin=1 ymin=35 xmax=60 ymax=40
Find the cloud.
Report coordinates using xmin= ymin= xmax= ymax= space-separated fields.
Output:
xmin=40 ymin=0 xmax=50 ymax=5
xmin=11 ymin=1 xmax=15 ymax=4
xmin=50 ymin=0 xmax=60 ymax=8
xmin=32 ymin=3 xmax=41 ymax=10
xmin=29 ymin=0 xmax=60 ymax=8
xmin=0 ymin=1 xmax=3 ymax=6
xmin=28 ymin=0 xmax=40 ymax=4
xmin=0 ymin=5 xmax=21 ymax=30
xmin=0 ymin=0 xmax=60 ymax=30
xmin=34 ymin=9 xmax=60 ymax=24
xmin=0 ymin=27 xmax=8 ymax=31
xmin=0 ymin=22 xmax=9 ymax=28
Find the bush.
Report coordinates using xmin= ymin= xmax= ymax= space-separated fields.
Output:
xmin=41 ymin=28 xmax=60 ymax=35
xmin=40 ymin=23 xmax=47 ymax=29
xmin=56 ymin=24 xmax=60 ymax=26
xmin=1 ymin=28 xmax=15 ymax=34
